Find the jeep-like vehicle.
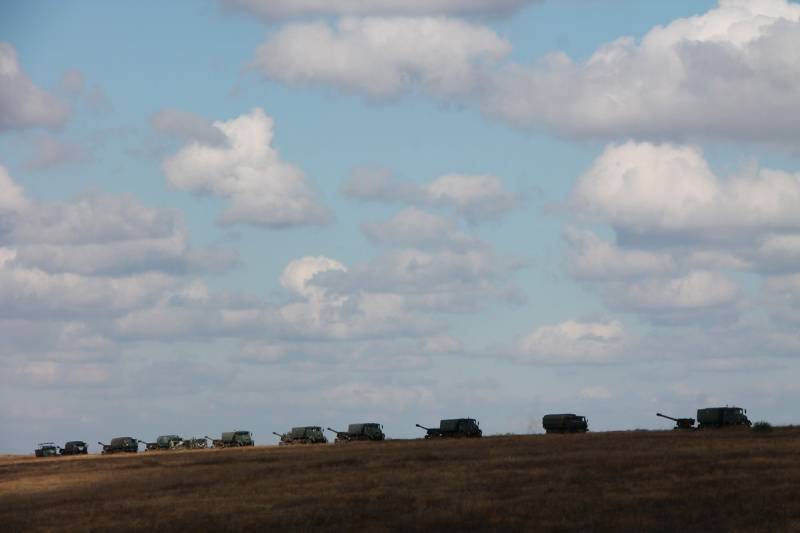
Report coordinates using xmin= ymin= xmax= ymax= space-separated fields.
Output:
xmin=34 ymin=442 xmax=59 ymax=457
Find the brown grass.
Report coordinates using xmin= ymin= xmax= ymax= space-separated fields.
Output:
xmin=2 ymin=429 xmax=800 ymax=532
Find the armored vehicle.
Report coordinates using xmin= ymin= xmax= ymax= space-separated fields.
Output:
xmin=59 ymin=441 xmax=88 ymax=455
xmin=416 ymin=418 xmax=482 ymax=439
xmin=327 ymin=423 xmax=385 ymax=443
xmin=34 ymin=442 xmax=59 ymax=457
xmin=98 ymin=437 xmax=139 ymax=454
xmin=205 ymin=431 xmax=253 ymax=448
xmin=179 ymin=437 xmax=208 ymax=449
xmin=697 ymin=407 xmax=751 ymax=429
xmin=140 ymin=435 xmax=182 ymax=451
xmin=273 ymin=426 xmax=327 ymax=445
xmin=542 ymin=414 xmax=588 ymax=434
xmin=656 ymin=412 xmax=695 ymax=430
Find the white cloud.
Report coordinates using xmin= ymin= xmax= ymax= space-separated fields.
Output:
xmin=362 ymin=207 xmax=476 ymax=249
xmin=564 ymin=227 xmax=675 ymax=281
xmin=0 ymin=42 xmax=69 ymax=130
xmin=572 ymin=142 xmax=800 ymax=240
xmin=343 ymin=167 xmax=519 ymax=222
xmin=608 ymin=271 xmax=742 ymax=312
xmin=483 ymin=0 xmax=800 ymax=140
xmin=580 ymin=386 xmax=613 ymax=400
xmin=321 ymin=382 xmax=434 ymax=410
xmin=252 ymin=17 xmax=510 ymax=100
xmin=225 ymin=0 xmax=536 ymax=20
xmin=162 ymin=107 xmax=330 ymax=227
xmin=516 ymin=320 xmax=629 ymax=364
xmin=0 ymin=165 xmax=27 ymax=213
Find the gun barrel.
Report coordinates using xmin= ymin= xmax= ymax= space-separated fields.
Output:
xmin=326 ymin=427 xmax=344 ymax=434
xmin=656 ymin=412 xmax=679 ymax=422
xmin=272 ymin=432 xmax=282 ymax=437
xmin=415 ymin=423 xmax=431 ymax=431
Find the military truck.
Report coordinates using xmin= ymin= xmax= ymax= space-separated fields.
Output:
xmin=697 ymin=407 xmax=751 ymax=429
xmin=273 ymin=426 xmax=327 ymax=445
xmin=140 ymin=435 xmax=182 ymax=451
xmin=205 ymin=431 xmax=254 ymax=448
xmin=179 ymin=437 xmax=208 ymax=449
xmin=415 ymin=418 xmax=482 ymax=439
xmin=327 ymin=423 xmax=385 ymax=443
xmin=59 ymin=441 xmax=88 ymax=455
xmin=34 ymin=442 xmax=59 ymax=457
xmin=656 ymin=412 xmax=695 ymax=430
xmin=542 ymin=414 xmax=588 ymax=434
xmin=98 ymin=437 xmax=139 ymax=454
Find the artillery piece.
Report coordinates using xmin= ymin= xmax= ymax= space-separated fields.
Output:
xmin=656 ymin=412 xmax=696 ymax=430
xmin=204 ymin=431 xmax=253 ymax=448
xmin=274 ymin=426 xmax=327 ymax=445
xmin=98 ymin=437 xmax=138 ymax=454
xmin=140 ymin=435 xmax=183 ymax=451
xmin=326 ymin=423 xmax=385 ymax=443
xmin=416 ymin=418 xmax=482 ymax=439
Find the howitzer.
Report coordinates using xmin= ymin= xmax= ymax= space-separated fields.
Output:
xmin=327 ymin=427 xmax=350 ymax=443
xmin=657 ymin=412 xmax=695 ymax=429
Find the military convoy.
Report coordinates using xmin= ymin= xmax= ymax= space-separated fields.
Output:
xmin=656 ymin=407 xmax=751 ymax=430
xmin=31 ymin=404 xmax=764 ymax=457
xmin=416 ymin=418 xmax=482 ymax=439
xmin=273 ymin=426 xmax=327 ymax=445
xmin=542 ymin=414 xmax=589 ymax=434
xmin=99 ymin=437 xmax=139 ymax=454
xmin=205 ymin=431 xmax=254 ymax=448
xmin=327 ymin=423 xmax=385 ymax=443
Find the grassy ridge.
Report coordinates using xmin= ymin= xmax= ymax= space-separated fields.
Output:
xmin=2 ymin=429 xmax=800 ymax=532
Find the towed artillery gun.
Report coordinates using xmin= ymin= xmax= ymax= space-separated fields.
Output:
xmin=34 ymin=442 xmax=59 ymax=457
xmin=697 ymin=407 xmax=751 ymax=429
xmin=542 ymin=414 xmax=588 ymax=434
xmin=204 ymin=431 xmax=254 ymax=448
xmin=178 ymin=437 xmax=208 ymax=450
xmin=416 ymin=418 xmax=482 ymax=439
xmin=273 ymin=426 xmax=327 ymax=445
xmin=656 ymin=412 xmax=696 ymax=430
xmin=98 ymin=437 xmax=139 ymax=454
xmin=326 ymin=423 xmax=385 ymax=443
xmin=59 ymin=441 xmax=88 ymax=455
xmin=139 ymin=435 xmax=183 ymax=451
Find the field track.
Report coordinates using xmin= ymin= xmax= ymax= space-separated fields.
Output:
xmin=2 ymin=429 xmax=800 ymax=532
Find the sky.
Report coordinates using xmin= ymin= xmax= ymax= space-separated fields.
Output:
xmin=1 ymin=0 xmax=800 ymax=453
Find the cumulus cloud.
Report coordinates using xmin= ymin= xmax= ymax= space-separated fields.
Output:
xmin=162 ymin=107 xmax=330 ymax=227
xmin=516 ymin=320 xmax=630 ymax=364
xmin=564 ymin=227 xmax=675 ymax=281
xmin=252 ymin=17 xmax=510 ymax=100
xmin=362 ymin=207 xmax=476 ymax=249
xmin=483 ymin=0 xmax=800 ymax=140
xmin=0 ymin=42 xmax=69 ymax=131
xmin=343 ymin=167 xmax=519 ymax=222
xmin=225 ymin=0 xmax=537 ymax=20
xmin=572 ymin=142 xmax=800 ymax=241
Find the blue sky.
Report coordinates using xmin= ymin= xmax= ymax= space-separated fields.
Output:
xmin=2 ymin=0 xmax=800 ymax=452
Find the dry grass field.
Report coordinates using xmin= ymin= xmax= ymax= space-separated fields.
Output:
xmin=2 ymin=428 xmax=800 ymax=532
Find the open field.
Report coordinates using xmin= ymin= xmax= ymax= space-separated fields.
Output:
xmin=3 ymin=429 xmax=800 ymax=532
